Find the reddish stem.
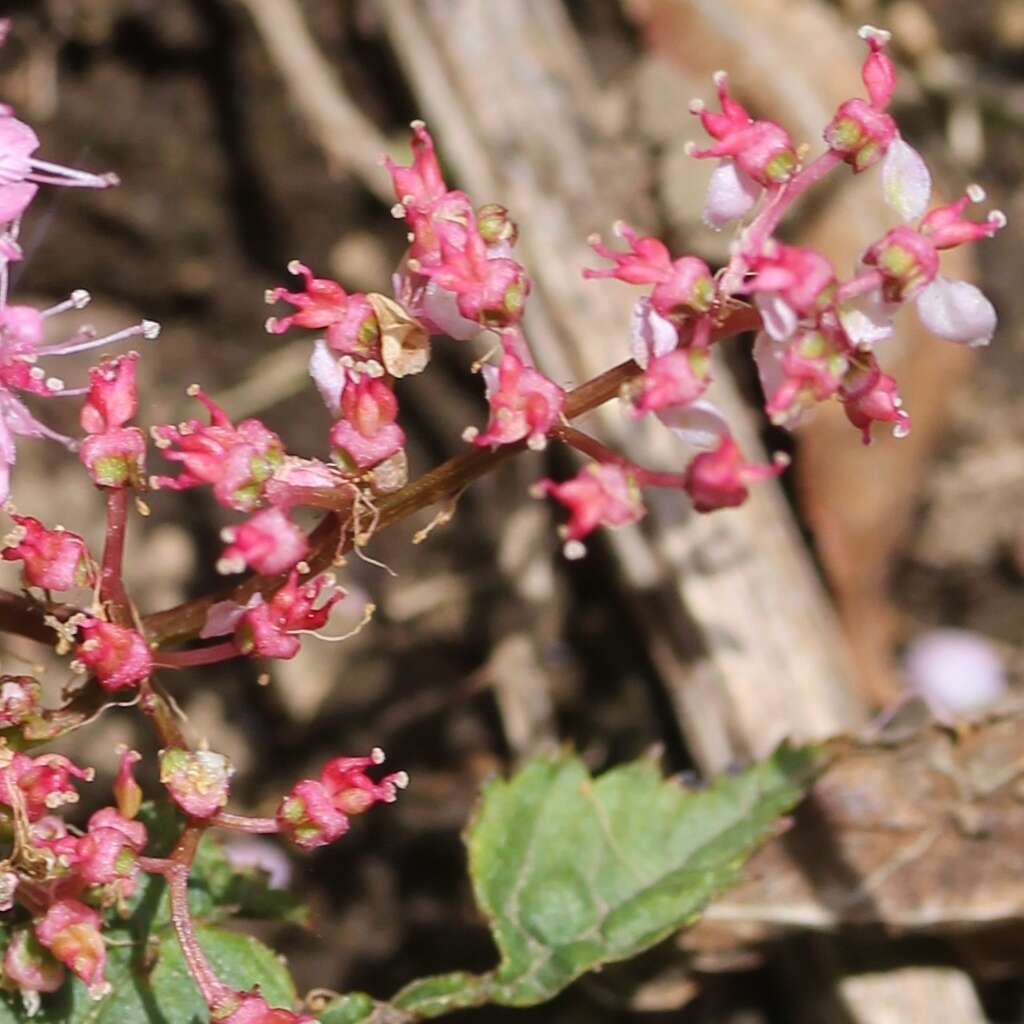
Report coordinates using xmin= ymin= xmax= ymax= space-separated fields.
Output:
xmin=141 ymin=826 xmax=233 ymax=1010
xmin=99 ymin=488 xmax=132 ymax=626
xmin=552 ymin=425 xmax=687 ymax=489
xmin=210 ymin=811 xmax=280 ymax=835
xmin=836 ymin=268 xmax=885 ymax=303
xmin=153 ymin=640 xmax=241 ymax=670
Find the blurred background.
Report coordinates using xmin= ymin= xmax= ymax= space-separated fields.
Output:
xmin=1 ymin=0 xmax=1023 ymax=1021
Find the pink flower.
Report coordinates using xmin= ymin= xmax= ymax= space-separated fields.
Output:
xmin=218 ymin=507 xmax=309 ymax=576
xmin=384 ymin=121 xmax=449 ymax=216
xmin=414 ymin=219 xmax=530 ymax=329
xmin=691 ymin=73 xmax=798 ymax=185
xmin=535 ymin=463 xmax=645 ymax=558
xmin=277 ymin=748 xmax=408 ymax=851
xmin=585 ymin=224 xmax=714 ymax=320
xmin=838 ymin=359 xmax=910 ymax=444
xmin=159 ymin=748 xmax=233 ymax=819
xmin=73 ymin=618 xmax=152 ymax=692
xmin=683 ymin=436 xmax=785 ymax=513
xmin=743 ymin=244 xmax=836 ymax=341
xmin=920 ymin=189 xmax=1005 ymax=250
xmin=825 ymin=98 xmax=897 ymax=173
xmin=824 ymin=30 xmax=899 ymax=172
xmin=266 ymin=261 xmax=381 ymax=361
xmin=0 ymin=752 xmax=92 ymax=821
xmin=231 ymin=571 xmax=343 ymax=660
xmin=863 ymin=226 xmax=940 ymax=301
xmin=275 ymin=779 xmax=349 ymax=850
xmin=35 ymin=900 xmax=107 ymax=998
xmin=2 ymin=513 xmax=94 ymax=590
xmin=625 ymin=349 xmax=710 ymax=418
xmin=384 ymin=120 xmax=474 ymax=267
xmin=754 ymin=329 xmax=850 ymax=426
xmin=468 ymin=351 xmax=565 ymax=450
xmin=75 ymin=808 xmax=146 ymax=899
xmin=330 ymin=376 xmax=405 ymax=470
xmin=151 ymin=389 xmax=285 ymax=511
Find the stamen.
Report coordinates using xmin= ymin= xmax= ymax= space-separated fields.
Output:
xmin=27 ymin=159 xmax=119 ymax=189
xmin=35 ymin=321 xmax=156 ymax=358
xmin=40 ymin=289 xmax=91 ymax=319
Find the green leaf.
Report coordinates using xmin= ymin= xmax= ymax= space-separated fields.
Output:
xmin=391 ymin=973 xmax=489 ymax=1017
xmin=8 ymin=925 xmax=298 ymax=1024
xmin=465 ymin=743 xmax=820 ymax=1005
xmin=314 ymin=744 xmax=820 ymax=1021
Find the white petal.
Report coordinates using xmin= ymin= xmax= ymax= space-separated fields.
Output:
xmin=629 ymin=297 xmax=678 ymax=369
xmin=752 ymin=330 xmax=785 ymax=403
xmin=420 ymin=280 xmax=479 ymax=341
xmin=308 ymin=339 xmax=345 ymax=417
xmin=200 ymin=599 xmax=248 ymax=639
xmin=480 ymin=361 xmax=500 ymax=400
xmin=703 ymin=159 xmax=761 ymax=230
xmin=915 ymin=277 xmax=997 ymax=348
xmin=881 ymin=137 xmax=931 ymax=223
xmin=754 ymin=293 xmax=798 ymax=342
xmin=657 ymin=399 xmax=729 ymax=451
xmin=838 ymin=289 xmax=897 ymax=348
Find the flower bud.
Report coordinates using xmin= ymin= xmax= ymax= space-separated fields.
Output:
xmin=471 ymin=351 xmax=565 ymax=450
xmin=3 ymin=928 xmax=64 ymax=1013
xmin=2 ymin=515 xmax=95 ymax=590
xmin=277 ymin=749 xmax=407 ymax=851
xmin=535 ymin=464 xmax=645 ymax=558
xmin=839 ymin=360 xmax=910 ymax=444
xmin=35 ymin=900 xmax=107 ymax=998
xmin=235 ymin=572 xmax=342 ymax=661
xmin=81 ymin=352 xmax=139 ymax=434
xmin=624 ymin=349 xmax=710 ymax=418
xmin=0 ymin=752 xmax=93 ymax=821
xmin=0 ymin=674 xmax=42 ymax=728
xmin=114 ymin=748 xmax=143 ymax=819
xmin=476 ymin=203 xmax=518 ymax=247
xmin=683 ymin=436 xmax=785 ymax=513
xmin=330 ymin=377 xmax=405 ymax=471
xmin=159 ymin=748 xmax=233 ymax=819
xmin=219 ymin=507 xmax=309 ymax=576
xmin=74 ymin=619 xmax=152 ymax=692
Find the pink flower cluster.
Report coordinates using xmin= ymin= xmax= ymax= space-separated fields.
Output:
xmin=0 ymin=745 xmax=145 ymax=1004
